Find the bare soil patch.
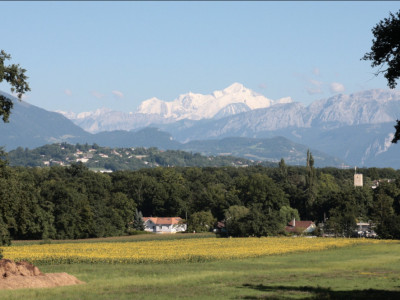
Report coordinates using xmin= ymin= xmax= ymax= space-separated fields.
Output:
xmin=0 ymin=259 xmax=84 ymax=290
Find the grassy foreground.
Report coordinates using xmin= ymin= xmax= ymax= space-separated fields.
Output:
xmin=1 ymin=241 xmax=400 ymax=299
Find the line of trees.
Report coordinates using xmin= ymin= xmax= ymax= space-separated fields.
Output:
xmin=1 ymin=156 xmax=400 ymax=244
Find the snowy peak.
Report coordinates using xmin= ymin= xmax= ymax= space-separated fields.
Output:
xmin=308 ymin=89 xmax=400 ymax=126
xmin=57 ymin=107 xmax=113 ymax=120
xmin=276 ymin=96 xmax=293 ymax=104
xmin=214 ymin=103 xmax=251 ymax=119
xmin=136 ymin=97 xmax=168 ymax=116
xmin=58 ymin=86 xmax=400 ymax=137
xmin=223 ymin=82 xmax=245 ymax=94
xmin=136 ymin=83 xmax=286 ymax=120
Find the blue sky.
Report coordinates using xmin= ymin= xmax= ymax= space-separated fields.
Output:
xmin=1 ymin=1 xmax=399 ymax=113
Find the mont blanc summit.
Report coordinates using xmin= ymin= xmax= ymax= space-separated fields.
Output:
xmin=135 ymin=82 xmax=291 ymax=121
xmin=58 ymin=83 xmax=293 ymax=133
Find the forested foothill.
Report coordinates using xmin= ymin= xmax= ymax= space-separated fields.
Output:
xmin=1 ymin=149 xmax=400 ymax=244
xmin=7 ymin=143 xmax=264 ymax=171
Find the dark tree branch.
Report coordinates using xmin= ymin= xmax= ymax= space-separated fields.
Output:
xmin=0 ymin=50 xmax=30 ymax=123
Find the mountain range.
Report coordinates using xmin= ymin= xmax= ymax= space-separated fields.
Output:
xmin=2 ymin=84 xmax=400 ymax=168
xmin=57 ymin=83 xmax=293 ymax=133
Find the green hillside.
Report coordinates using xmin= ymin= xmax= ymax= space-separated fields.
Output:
xmin=7 ymin=143 xmax=263 ymax=171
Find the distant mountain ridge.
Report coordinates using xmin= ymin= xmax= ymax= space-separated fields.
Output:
xmin=57 ymin=85 xmax=400 ymax=136
xmin=57 ymin=83 xmax=293 ymax=133
xmin=0 ymin=91 xmax=89 ymax=150
xmin=3 ymin=85 xmax=400 ymax=168
xmin=181 ymin=136 xmax=344 ymax=167
xmin=0 ymin=91 xmax=343 ymax=167
xmin=135 ymin=82 xmax=292 ymax=120
xmin=158 ymin=89 xmax=400 ymax=140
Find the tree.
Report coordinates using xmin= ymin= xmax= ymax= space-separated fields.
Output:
xmin=392 ymin=120 xmax=400 ymax=144
xmin=372 ymin=188 xmax=396 ymax=238
xmin=133 ymin=209 xmax=145 ymax=231
xmin=361 ymin=11 xmax=400 ymax=143
xmin=362 ymin=10 xmax=400 ymax=89
xmin=244 ymin=204 xmax=285 ymax=237
xmin=278 ymin=158 xmax=288 ymax=184
xmin=224 ymin=205 xmax=250 ymax=236
xmin=188 ymin=211 xmax=216 ymax=233
xmin=0 ymin=50 xmax=30 ymax=245
xmin=313 ymin=173 xmax=340 ymax=222
xmin=236 ymin=174 xmax=289 ymax=236
xmin=0 ymin=50 xmax=30 ymax=122
xmin=0 ymin=147 xmax=8 ymax=171
xmin=279 ymin=205 xmax=300 ymax=224
xmin=325 ymin=188 xmax=358 ymax=237
xmin=305 ymin=150 xmax=317 ymax=216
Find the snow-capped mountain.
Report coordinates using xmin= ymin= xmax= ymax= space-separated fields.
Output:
xmin=192 ymin=88 xmax=400 ymax=137
xmin=59 ymin=84 xmax=400 ymax=136
xmin=54 ymin=84 xmax=400 ymax=168
xmin=151 ymin=88 xmax=400 ymax=142
xmin=308 ymin=89 xmax=400 ymax=127
xmin=152 ymin=88 xmax=400 ymax=167
xmin=56 ymin=108 xmax=142 ymax=133
xmin=58 ymin=83 xmax=292 ymax=133
xmin=56 ymin=108 xmax=175 ymax=133
xmin=136 ymin=82 xmax=292 ymax=120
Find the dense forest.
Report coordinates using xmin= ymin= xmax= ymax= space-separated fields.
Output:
xmin=1 ymin=150 xmax=400 ymax=244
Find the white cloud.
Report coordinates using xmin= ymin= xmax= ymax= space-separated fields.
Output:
xmin=112 ymin=90 xmax=124 ymax=99
xmin=91 ymin=91 xmax=105 ymax=99
xmin=330 ymin=82 xmax=345 ymax=93
xmin=64 ymin=89 xmax=72 ymax=96
xmin=313 ymin=68 xmax=320 ymax=76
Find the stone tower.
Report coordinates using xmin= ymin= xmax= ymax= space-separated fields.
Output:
xmin=354 ymin=167 xmax=363 ymax=187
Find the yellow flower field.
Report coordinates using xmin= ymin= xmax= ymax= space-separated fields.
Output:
xmin=1 ymin=237 xmax=395 ymax=264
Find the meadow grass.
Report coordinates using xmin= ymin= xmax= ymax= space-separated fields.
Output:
xmin=1 ymin=241 xmax=400 ymax=299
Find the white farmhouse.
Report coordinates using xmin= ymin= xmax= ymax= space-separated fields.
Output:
xmin=143 ymin=217 xmax=186 ymax=234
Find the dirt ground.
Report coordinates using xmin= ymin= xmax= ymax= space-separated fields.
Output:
xmin=0 ymin=259 xmax=84 ymax=290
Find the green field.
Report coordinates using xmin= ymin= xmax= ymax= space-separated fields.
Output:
xmin=1 ymin=240 xmax=400 ymax=299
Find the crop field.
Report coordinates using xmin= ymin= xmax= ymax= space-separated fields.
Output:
xmin=1 ymin=237 xmax=400 ymax=299
xmin=2 ymin=237 xmax=395 ymax=264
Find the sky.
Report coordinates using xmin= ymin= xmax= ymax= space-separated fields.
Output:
xmin=1 ymin=1 xmax=399 ymax=113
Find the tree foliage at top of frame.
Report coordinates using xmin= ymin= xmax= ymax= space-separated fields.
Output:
xmin=0 ymin=50 xmax=30 ymax=123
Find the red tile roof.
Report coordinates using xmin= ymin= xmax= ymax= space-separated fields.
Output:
xmin=285 ymin=220 xmax=315 ymax=233
xmin=143 ymin=217 xmax=183 ymax=225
